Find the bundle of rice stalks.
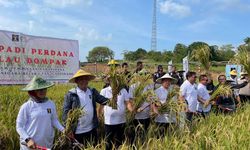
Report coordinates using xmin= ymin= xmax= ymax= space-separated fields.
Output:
xmin=107 ymin=66 xmax=127 ymax=109
xmin=129 ymin=72 xmax=152 ymax=86
xmin=53 ymin=108 xmax=84 ymax=149
xmin=191 ymin=44 xmax=211 ymax=73
xmin=156 ymin=86 xmax=180 ymax=114
xmin=130 ymin=73 xmax=154 ymax=109
xmin=204 ymin=85 xmax=232 ymax=107
xmin=232 ymin=48 xmax=250 ymax=78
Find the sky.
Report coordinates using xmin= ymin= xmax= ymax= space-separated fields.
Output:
xmin=0 ymin=0 xmax=250 ymax=61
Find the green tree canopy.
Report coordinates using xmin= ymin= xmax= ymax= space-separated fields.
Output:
xmin=173 ymin=43 xmax=188 ymax=62
xmin=86 ymin=46 xmax=114 ymax=62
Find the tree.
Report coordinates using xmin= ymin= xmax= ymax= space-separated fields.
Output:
xmin=147 ymin=50 xmax=163 ymax=62
xmin=86 ymin=46 xmax=114 ymax=62
xmin=162 ymin=50 xmax=173 ymax=62
xmin=209 ymin=45 xmax=219 ymax=61
xmin=244 ymin=37 xmax=250 ymax=44
xmin=173 ymin=43 xmax=188 ymax=63
xmin=217 ymin=44 xmax=236 ymax=61
xmin=123 ymin=48 xmax=147 ymax=61
xmin=188 ymin=41 xmax=210 ymax=55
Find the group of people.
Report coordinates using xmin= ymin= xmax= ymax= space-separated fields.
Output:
xmin=16 ymin=60 xmax=250 ymax=150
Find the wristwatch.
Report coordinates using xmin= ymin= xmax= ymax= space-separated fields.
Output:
xmin=25 ymin=138 xmax=31 ymax=143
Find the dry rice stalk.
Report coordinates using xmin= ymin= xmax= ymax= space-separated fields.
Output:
xmin=157 ymin=86 xmax=180 ymax=114
xmin=232 ymin=48 xmax=250 ymax=78
xmin=130 ymin=73 xmax=154 ymax=110
xmin=107 ymin=66 xmax=127 ymax=109
xmin=204 ymin=85 xmax=232 ymax=107
xmin=53 ymin=108 xmax=84 ymax=149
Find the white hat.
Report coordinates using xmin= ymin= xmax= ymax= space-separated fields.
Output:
xmin=156 ymin=73 xmax=177 ymax=84
xmin=240 ymin=72 xmax=248 ymax=76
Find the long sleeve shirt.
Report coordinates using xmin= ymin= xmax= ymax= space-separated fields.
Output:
xmin=16 ymin=98 xmax=64 ymax=149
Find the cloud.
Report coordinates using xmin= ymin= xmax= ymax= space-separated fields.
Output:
xmin=0 ymin=0 xmax=22 ymax=8
xmin=185 ymin=18 xmax=219 ymax=32
xmin=75 ymin=26 xmax=112 ymax=42
xmin=159 ymin=0 xmax=191 ymax=18
xmin=212 ymin=0 xmax=250 ymax=11
xmin=44 ymin=0 xmax=93 ymax=8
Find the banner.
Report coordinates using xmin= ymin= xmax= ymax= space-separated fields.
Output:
xmin=0 ymin=30 xmax=79 ymax=84
xmin=168 ymin=60 xmax=172 ymax=73
xmin=183 ymin=56 xmax=189 ymax=79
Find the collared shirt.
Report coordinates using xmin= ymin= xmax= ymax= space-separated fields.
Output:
xmin=16 ymin=99 xmax=64 ymax=149
xmin=197 ymin=83 xmax=211 ymax=112
xmin=180 ymin=80 xmax=198 ymax=112
xmin=230 ymin=77 xmax=240 ymax=96
xmin=101 ymin=86 xmax=129 ymax=125
xmin=75 ymin=87 xmax=94 ymax=134
xmin=129 ymin=83 xmax=153 ymax=120
xmin=238 ymin=79 xmax=250 ymax=96
xmin=154 ymin=86 xmax=176 ymax=123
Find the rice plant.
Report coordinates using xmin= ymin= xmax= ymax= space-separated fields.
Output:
xmin=107 ymin=66 xmax=127 ymax=109
xmin=191 ymin=44 xmax=211 ymax=74
xmin=232 ymin=47 xmax=250 ymax=78
xmin=53 ymin=108 xmax=84 ymax=149
xmin=157 ymin=86 xmax=180 ymax=114
xmin=204 ymin=84 xmax=232 ymax=107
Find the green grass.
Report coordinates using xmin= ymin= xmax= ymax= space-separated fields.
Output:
xmin=0 ymin=82 xmax=249 ymax=149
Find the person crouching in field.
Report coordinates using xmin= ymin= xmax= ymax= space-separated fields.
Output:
xmin=152 ymin=74 xmax=177 ymax=138
xmin=98 ymin=78 xmax=134 ymax=150
xmin=62 ymin=69 xmax=109 ymax=147
xmin=197 ymin=74 xmax=211 ymax=118
xmin=16 ymin=76 xmax=65 ymax=150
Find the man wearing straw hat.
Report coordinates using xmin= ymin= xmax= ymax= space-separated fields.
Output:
xmin=16 ymin=76 xmax=64 ymax=150
xmin=152 ymin=73 xmax=177 ymax=137
xmin=62 ymin=69 xmax=109 ymax=146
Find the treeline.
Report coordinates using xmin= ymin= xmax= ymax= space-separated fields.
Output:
xmin=124 ymin=42 xmax=238 ymax=63
xmin=86 ymin=38 xmax=250 ymax=63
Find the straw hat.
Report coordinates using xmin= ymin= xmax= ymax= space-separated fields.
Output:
xmin=230 ymin=70 xmax=237 ymax=76
xmin=69 ymin=69 xmax=95 ymax=83
xmin=107 ymin=59 xmax=119 ymax=66
xmin=156 ymin=73 xmax=177 ymax=84
xmin=240 ymin=72 xmax=248 ymax=76
xmin=21 ymin=76 xmax=54 ymax=91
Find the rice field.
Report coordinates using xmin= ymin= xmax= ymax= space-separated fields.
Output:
xmin=0 ymin=82 xmax=249 ymax=150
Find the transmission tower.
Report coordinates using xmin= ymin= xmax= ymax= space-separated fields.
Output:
xmin=151 ymin=0 xmax=157 ymax=51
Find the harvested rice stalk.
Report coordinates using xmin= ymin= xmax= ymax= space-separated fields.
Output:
xmin=53 ymin=108 xmax=84 ymax=149
xmin=232 ymin=48 xmax=250 ymax=78
xmin=107 ymin=66 xmax=127 ymax=109
xmin=156 ymin=86 xmax=180 ymax=114
xmin=204 ymin=84 xmax=232 ymax=107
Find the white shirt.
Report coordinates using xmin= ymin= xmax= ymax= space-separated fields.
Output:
xmin=230 ymin=76 xmax=240 ymax=96
xmin=197 ymin=83 xmax=211 ymax=112
xmin=16 ymin=99 xmax=64 ymax=149
xmin=129 ymin=83 xmax=153 ymax=120
xmin=101 ymin=86 xmax=129 ymax=125
xmin=75 ymin=87 xmax=94 ymax=134
xmin=180 ymin=80 xmax=198 ymax=112
xmin=154 ymin=86 xmax=176 ymax=123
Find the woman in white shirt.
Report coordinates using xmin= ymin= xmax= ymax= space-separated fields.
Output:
xmin=152 ymin=73 xmax=177 ymax=138
xmin=16 ymin=76 xmax=64 ymax=150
